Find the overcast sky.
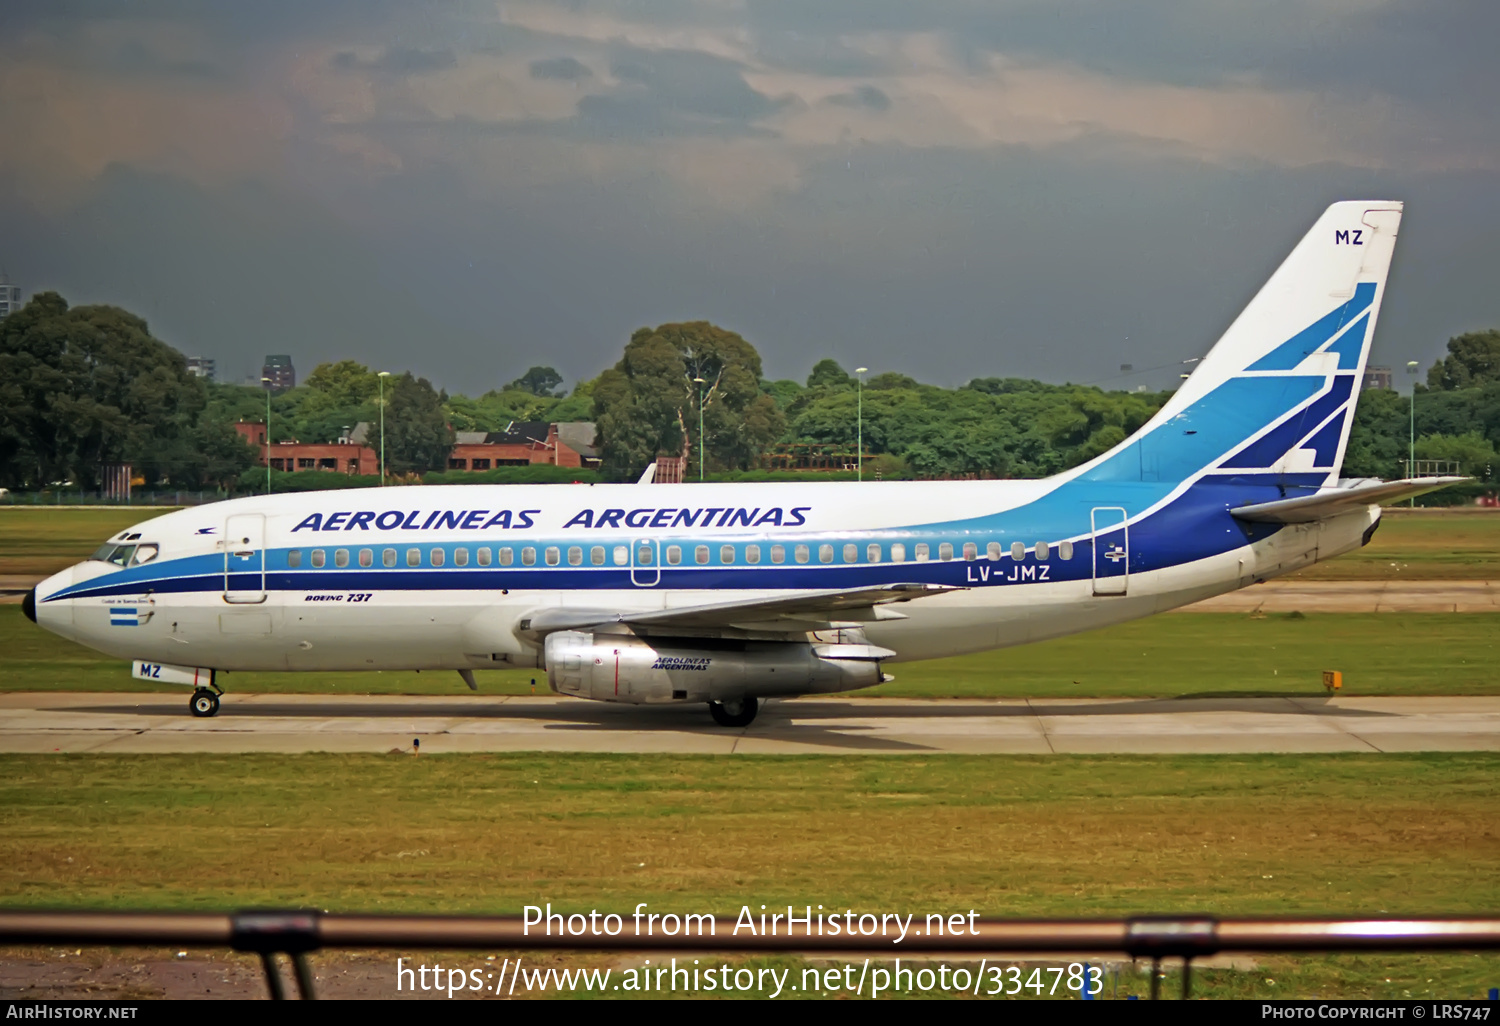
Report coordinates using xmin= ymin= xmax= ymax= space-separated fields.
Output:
xmin=1 ymin=0 xmax=1496 ymax=394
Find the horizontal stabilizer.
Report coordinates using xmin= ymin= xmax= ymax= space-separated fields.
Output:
xmin=1230 ymin=477 xmax=1469 ymax=523
xmin=523 ymin=583 xmax=960 ymax=634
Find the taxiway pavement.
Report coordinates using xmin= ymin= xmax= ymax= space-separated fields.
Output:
xmin=2 ymin=692 xmax=1496 ymax=755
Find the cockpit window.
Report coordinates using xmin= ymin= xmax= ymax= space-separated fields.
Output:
xmin=90 ymin=543 xmax=153 ymax=567
xmin=96 ymin=544 xmax=136 ymax=567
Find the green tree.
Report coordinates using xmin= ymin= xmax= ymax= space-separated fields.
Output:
xmin=1427 ymin=331 xmax=1500 ymax=390
xmin=1414 ymin=431 xmax=1499 ymax=482
xmin=806 ymin=358 xmax=853 ymax=390
xmin=385 ymin=372 xmax=454 ymax=475
xmin=508 ymin=365 xmax=565 ymax=397
xmin=593 ymin=322 xmax=785 ymax=480
xmin=0 ymin=292 xmax=253 ymax=489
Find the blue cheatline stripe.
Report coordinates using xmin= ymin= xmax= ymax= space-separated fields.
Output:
xmin=1219 ymin=375 xmax=1354 ymax=469
xmin=1323 ymin=312 xmax=1370 ymax=370
xmin=1246 ymin=282 xmax=1375 ymax=372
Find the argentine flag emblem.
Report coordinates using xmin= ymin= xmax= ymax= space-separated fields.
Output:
xmin=109 ymin=607 xmax=140 ymax=627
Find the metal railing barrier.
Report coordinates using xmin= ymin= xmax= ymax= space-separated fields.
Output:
xmin=1 ymin=910 xmax=1497 ymax=1000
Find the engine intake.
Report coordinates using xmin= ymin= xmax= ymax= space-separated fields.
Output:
xmin=543 ymin=632 xmax=890 ymax=704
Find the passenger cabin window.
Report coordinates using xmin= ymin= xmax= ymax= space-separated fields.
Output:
xmin=666 ymin=545 xmax=682 ymax=566
xmin=499 ymin=548 xmax=514 ymax=567
xmin=359 ymin=549 xmax=373 ymax=568
xmin=938 ymin=543 xmax=953 ymax=561
xmin=568 ymin=546 xmax=582 ymax=566
xmin=591 ymin=546 xmax=605 ymax=566
xmin=819 ymin=544 xmax=834 ymax=563
xmin=963 ymin=542 xmax=977 ymax=561
xmin=770 ymin=545 xmax=785 ymax=565
xmin=696 ymin=545 xmax=710 ymax=565
xmin=288 ymin=550 xmax=302 ymax=569
xmin=720 ymin=545 xmax=735 ymax=564
xmin=891 ymin=543 xmax=906 ymax=563
xmin=844 ymin=544 xmax=858 ymax=563
xmin=477 ymin=547 xmax=492 ymax=567
xmin=794 ymin=544 xmax=810 ymax=564
xmin=545 ymin=547 xmax=560 ymax=566
xmin=636 ymin=545 xmax=653 ymax=566
xmin=1011 ymin=541 xmax=1026 ymax=561
xmin=454 ymin=547 xmax=469 ymax=567
xmin=311 ymin=549 xmax=326 ymax=569
xmin=746 ymin=545 xmax=762 ymax=565
xmin=334 ymin=548 xmax=349 ymax=568
xmin=987 ymin=542 xmax=1001 ymax=560
xmin=612 ymin=545 xmax=628 ymax=566
xmin=522 ymin=548 xmax=536 ymax=566
xmin=383 ymin=548 xmax=396 ymax=567
xmin=867 ymin=543 xmax=881 ymax=563
xmin=1035 ymin=541 xmax=1050 ymax=561
xmin=1058 ymin=540 xmax=1074 ymax=561
xmin=430 ymin=548 xmax=445 ymax=567
xmin=914 ymin=543 xmax=930 ymax=562
xmin=407 ymin=548 xmax=420 ymax=567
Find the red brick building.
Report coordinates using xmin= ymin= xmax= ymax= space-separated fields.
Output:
xmin=236 ymin=422 xmax=378 ymax=475
xmin=447 ymin=422 xmax=598 ymax=471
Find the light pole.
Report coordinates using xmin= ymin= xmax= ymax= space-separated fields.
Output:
xmin=692 ymin=377 xmax=707 ymax=481
xmin=261 ymin=377 xmax=272 ymax=494
xmin=377 ymin=371 xmax=391 ymax=484
xmin=855 ymin=367 xmax=868 ymax=481
xmin=1406 ymin=360 xmax=1420 ymax=501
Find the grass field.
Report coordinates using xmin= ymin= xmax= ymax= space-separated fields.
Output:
xmin=2 ymin=752 xmax=1495 ymax=999
xmin=1292 ymin=509 xmax=1500 ymax=581
xmin=5 ymin=604 xmax=1495 ymax=697
xmin=2 ymin=507 xmax=1498 ymax=579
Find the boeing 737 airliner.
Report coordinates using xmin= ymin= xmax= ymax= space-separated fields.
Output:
xmin=25 ymin=201 xmax=1461 ymax=725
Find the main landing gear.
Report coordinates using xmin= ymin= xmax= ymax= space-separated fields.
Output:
xmin=708 ymin=696 xmax=758 ymax=728
xmin=190 ymin=688 xmax=221 ymax=718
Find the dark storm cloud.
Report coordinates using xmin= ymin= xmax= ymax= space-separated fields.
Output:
xmin=825 ymin=85 xmax=891 ymax=112
xmin=529 ymin=56 xmax=593 ymax=81
xmin=1 ymin=1 xmax=1497 ymax=397
xmin=740 ymin=0 xmax=1500 ymax=115
xmin=607 ymin=48 xmax=790 ymax=124
xmin=332 ymin=46 xmax=459 ymax=76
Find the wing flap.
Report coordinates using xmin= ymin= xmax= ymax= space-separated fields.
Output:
xmin=1230 ymin=476 xmax=1469 ymax=523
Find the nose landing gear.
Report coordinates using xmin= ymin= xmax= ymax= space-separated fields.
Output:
xmin=190 ymin=688 xmax=221 ymax=718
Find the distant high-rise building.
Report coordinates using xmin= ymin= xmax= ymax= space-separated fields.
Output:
xmin=186 ymin=357 xmax=217 ymax=381
xmin=261 ymin=354 xmax=295 ymax=391
xmin=1363 ymin=365 xmax=1394 ymax=391
xmin=0 ymin=275 xmax=22 ymax=319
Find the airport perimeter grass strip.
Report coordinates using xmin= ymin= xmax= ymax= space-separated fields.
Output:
xmin=1 ymin=752 xmax=1496 ymax=999
xmin=4 ymin=605 xmax=1495 ymax=697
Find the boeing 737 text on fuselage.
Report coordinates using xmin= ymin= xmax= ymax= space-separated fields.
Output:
xmin=25 ymin=201 xmax=1462 ymax=725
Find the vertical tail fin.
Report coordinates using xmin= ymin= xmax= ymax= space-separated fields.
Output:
xmin=1080 ymin=201 xmax=1403 ymax=489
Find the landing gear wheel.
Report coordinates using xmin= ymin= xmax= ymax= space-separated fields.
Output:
xmin=190 ymin=689 xmax=220 ymax=718
xmin=708 ymin=696 xmax=758 ymax=728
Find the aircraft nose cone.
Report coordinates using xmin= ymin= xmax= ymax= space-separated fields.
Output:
xmin=22 ymin=587 xmax=37 ymax=623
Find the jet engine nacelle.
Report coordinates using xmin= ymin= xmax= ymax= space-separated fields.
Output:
xmin=543 ymin=631 xmax=891 ymax=705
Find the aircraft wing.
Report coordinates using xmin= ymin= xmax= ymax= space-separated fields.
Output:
xmin=521 ymin=583 xmax=961 ymax=634
xmin=1230 ymin=476 xmax=1469 ymax=524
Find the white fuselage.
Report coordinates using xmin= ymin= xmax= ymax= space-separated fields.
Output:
xmin=31 ymin=479 xmax=1377 ymax=685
